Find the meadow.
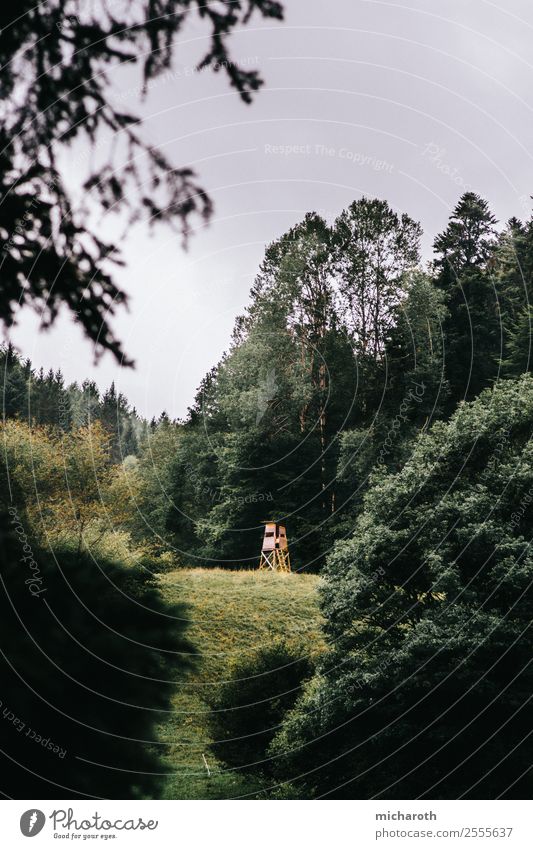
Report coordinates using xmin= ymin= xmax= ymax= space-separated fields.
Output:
xmin=157 ymin=568 xmax=324 ymax=799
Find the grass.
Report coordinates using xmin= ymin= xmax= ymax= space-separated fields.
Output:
xmin=156 ymin=568 xmax=323 ymax=799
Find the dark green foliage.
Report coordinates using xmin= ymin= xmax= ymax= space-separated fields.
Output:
xmin=208 ymin=641 xmax=313 ymax=775
xmin=0 ymin=1 xmax=283 ymax=362
xmin=0 ymin=345 xmax=150 ymax=459
xmin=164 ymin=192 xmax=533 ymax=575
xmin=333 ymin=197 xmax=422 ymax=362
xmin=333 ymin=271 xmax=450 ymax=528
xmin=271 ymin=377 xmax=533 ymax=799
xmin=29 ymin=368 xmax=71 ymax=431
xmin=505 ymin=306 xmax=533 ymax=376
xmin=1 ymin=344 xmax=32 ymax=420
xmin=4 ymin=179 xmax=533 ymax=801
xmin=434 ymin=193 xmax=497 ymax=275
xmin=99 ymin=382 xmax=140 ymax=463
xmin=434 ymin=193 xmax=500 ymax=406
xmin=129 ymin=414 xmax=181 ymax=548
xmin=498 ymin=216 xmax=533 ymax=377
xmin=166 ymin=201 xmax=422 ymax=569
xmin=0 ymin=509 xmax=192 ymax=799
xmin=385 ymin=271 xmax=449 ymax=424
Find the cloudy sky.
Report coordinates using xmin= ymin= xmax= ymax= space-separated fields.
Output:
xmin=11 ymin=0 xmax=533 ymax=418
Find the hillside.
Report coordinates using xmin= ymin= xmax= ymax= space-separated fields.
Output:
xmin=157 ymin=568 xmax=324 ymax=799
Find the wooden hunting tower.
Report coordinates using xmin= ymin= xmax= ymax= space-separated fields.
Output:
xmin=258 ymin=521 xmax=291 ymax=572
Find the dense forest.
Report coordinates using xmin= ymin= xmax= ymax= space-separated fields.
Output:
xmin=6 ymin=191 xmax=533 ymax=572
xmin=166 ymin=192 xmax=533 ymax=571
xmin=2 ymin=189 xmax=533 ymax=799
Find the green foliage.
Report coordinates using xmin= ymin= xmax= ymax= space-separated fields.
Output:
xmin=207 ymin=641 xmax=314 ymax=775
xmin=166 ymin=200 xmax=423 ymax=569
xmin=385 ymin=270 xmax=449 ymax=423
xmin=132 ymin=416 xmax=183 ymax=551
xmin=271 ymin=377 xmax=533 ymax=798
xmin=0 ymin=512 xmax=192 ymax=799
xmin=434 ymin=193 xmax=500 ymax=405
xmin=333 ymin=196 xmax=422 ymax=362
xmin=5 ymin=185 xmax=533 ymax=803
xmin=166 ymin=192 xmax=533 ymax=571
xmin=504 ymin=306 xmax=533 ymax=377
xmin=0 ymin=345 xmax=151 ymax=460
xmin=434 ymin=193 xmax=497 ymax=274
xmin=1 ymin=418 xmax=134 ymax=555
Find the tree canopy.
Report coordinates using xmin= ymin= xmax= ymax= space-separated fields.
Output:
xmin=166 ymin=192 xmax=533 ymax=571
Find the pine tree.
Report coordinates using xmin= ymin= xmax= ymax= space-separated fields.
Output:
xmin=495 ymin=215 xmax=533 ymax=374
xmin=0 ymin=344 xmax=30 ymax=419
xmin=504 ymin=306 xmax=533 ymax=375
xmin=434 ymin=193 xmax=499 ymax=407
xmin=99 ymin=382 xmax=133 ymax=463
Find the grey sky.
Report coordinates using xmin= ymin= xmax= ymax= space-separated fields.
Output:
xmin=10 ymin=0 xmax=533 ymax=419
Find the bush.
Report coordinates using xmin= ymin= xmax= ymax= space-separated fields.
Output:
xmin=271 ymin=377 xmax=533 ymax=799
xmin=0 ymin=510 xmax=192 ymax=799
xmin=208 ymin=641 xmax=313 ymax=776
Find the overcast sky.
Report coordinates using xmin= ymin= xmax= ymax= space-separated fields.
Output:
xmin=10 ymin=0 xmax=533 ymax=419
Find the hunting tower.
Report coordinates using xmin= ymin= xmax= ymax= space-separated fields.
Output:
xmin=258 ymin=521 xmax=291 ymax=572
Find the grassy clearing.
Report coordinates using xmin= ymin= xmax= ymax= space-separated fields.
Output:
xmin=157 ymin=568 xmax=323 ymax=799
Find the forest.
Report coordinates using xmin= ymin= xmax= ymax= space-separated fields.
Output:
xmin=2 ymin=189 xmax=533 ymax=798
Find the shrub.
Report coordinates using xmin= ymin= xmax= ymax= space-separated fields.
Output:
xmin=271 ymin=377 xmax=533 ymax=799
xmin=208 ymin=641 xmax=313 ymax=776
xmin=0 ymin=510 xmax=192 ymax=799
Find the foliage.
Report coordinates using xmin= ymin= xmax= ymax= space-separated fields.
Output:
xmin=4 ymin=185 xmax=533 ymax=802
xmin=270 ymin=377 xmax=533 ymax=799
xmin=131 ymin=415 xmax=183 ymax=553
xmin=166 ymin=192 xmax=533 ymax=572
xmin=0 ymin=345 xmax=151 ymax=459
xmin=207 ymin=641 xmax=314 ymax=774
xmin=0 ymin=417 xmax=158 ymax=571
xmin=333 ymin=197 xmax=422 ymax=361
xmin=166 ymin=200 xmax=421 ymax=568
xmin=433 ymin=193 xmax=500 ymax=406
xmin=0 ymin=510 xmax=192 ymax=799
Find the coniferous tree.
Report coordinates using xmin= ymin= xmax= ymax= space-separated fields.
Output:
xmin=496 ymin=213 xmax=533 ymax=375
xmin=98 ymin=382 xmax=133 ymax=463
xmin=385 ymin=271 xmax=449 ymax=428
xmin=434 ymin=193 xmax=499 ymax=407
xmin=0 ymin=344 xmax=30 ymax=419
xmin=67 ymin=379 xmax=101 ymax=429
xmin=504 ymin=306 xmax=533 ymax=376
xmin=332 ymin=271 xmax=449 ymax=535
